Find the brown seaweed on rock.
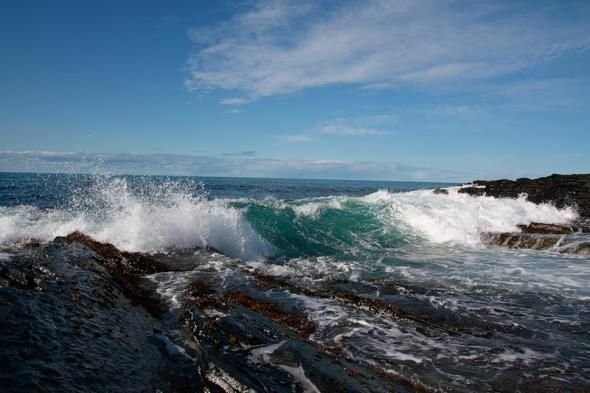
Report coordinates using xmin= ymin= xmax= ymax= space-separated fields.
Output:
xmin=63 ymin=232 xmax=169 ymax=317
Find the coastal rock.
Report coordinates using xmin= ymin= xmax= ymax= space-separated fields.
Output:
xmin=433 ymin=188 xmax=449 ymax=195
xmin=0 ymin=238 xmax=203 ymax=392
xmin=63 ymin=232 xmax=169 ymax=317
xmin=516 ymin=222 xmax=588 ymax=234
xmin=3 ymin=231 xmax=589 ymax=392
xmin=481 ymin=232 xmax=561 ymax=250
xmin=458 ymin=173 xmax=590 ymax=218
xmin=1 ymin=234 xmax=425 ymax=393
xmin=481 ymin=230 xmax=590 ymax=255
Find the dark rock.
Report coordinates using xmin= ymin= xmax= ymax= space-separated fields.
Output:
xmin=517 ymin=222 xmax=575 ymax=234
xmin=517 ymin=222 xmax=590 ymax=234
xmin=433 ymin=188 xmax=449 ymax=195
xmin=0 ymin=240 xmax=204 ymax=393
xmin=62 ymin=232 xmax=168 ymax=317
xmin=458 ymin=174 xmax=590 ymax=218
xmin=223 ymin=291 xmax=316 ymax=337
xmin=481 ymin=232 xmax=561 ymax=250
xmin=481 ymin=231 xmax=590 ymax=255
xmin=558 ymin=242 xmax=590 ymax=256
xmin=183 ymin=289 xmax=419 ymax=393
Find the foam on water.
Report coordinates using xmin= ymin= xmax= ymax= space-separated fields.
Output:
xmin=361 ymin=187 xmax=578 ymax=245
xmin=0 ymin=177 xmax=272 ymax=260
xmin=0 ymin=178 xmax=579 ymax=262
xmin=249 ymin=341 xmax=321 ymax=393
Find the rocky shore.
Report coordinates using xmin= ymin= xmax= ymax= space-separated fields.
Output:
xmin=3 ymin=231 xmax=588 ymax=392
xmin=0 ymin=234 xmax=425 ymax=393
xmin=458 ymin=174 xmax=590 ymax=254
xmin=1 ymin=174 xmax=589 ymax=392
xmin=459 ymin=173 xmax=590 ymax=219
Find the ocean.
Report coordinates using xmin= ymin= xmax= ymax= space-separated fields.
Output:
xmin=0 ymin=172 xmax=588 ymax=392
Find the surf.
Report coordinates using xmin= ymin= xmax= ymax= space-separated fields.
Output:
xmin=0 ymin=176 xmax=578 ymax=262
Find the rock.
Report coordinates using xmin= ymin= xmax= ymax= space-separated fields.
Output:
xmin=223 ymin=291 xmax=316 ymax=337
xmin=481 ymin=232 xmax=561 ymax=250
xmin=433 ymin=188 xmax=449 ymax=195
xmin=62 ymin=232 xmax=168 ymax=317
xmin=458 ymin=174 xmax=590 ymax=218
xmin=481 ymin=231 xmax=590 ymax=255
xmin=517 ymin=222 xmax=582 ymax=234
xmin=0 ymin=239 xmax=204 ymax=392
xmin=558 ymin=242 xmax=590 ymax=256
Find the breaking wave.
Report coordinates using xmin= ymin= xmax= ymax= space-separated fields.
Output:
xmin=0 ymin=177 xmax=272 ymax=260
xmin=0 ymin=177 xmax=578 ymax=260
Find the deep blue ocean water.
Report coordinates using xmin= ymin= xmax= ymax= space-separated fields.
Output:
xmin=0 ymin=172 xmax=453 ymax=207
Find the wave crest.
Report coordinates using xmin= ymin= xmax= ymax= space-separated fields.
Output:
xmin=362 ymin=188 xmax=578 ymax=245
xmin=0 ymin=177 xmax=273 ymax=260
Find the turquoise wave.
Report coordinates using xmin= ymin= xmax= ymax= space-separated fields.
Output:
xmin=234 ymin=199 xmax=409 ymax=259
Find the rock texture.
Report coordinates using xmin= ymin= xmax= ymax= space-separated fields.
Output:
xmin=517 ymin=222 xmax=590 ymax=235
xmin=458 ymin=174 xmax=590 ymax=254
xmin=0 ymin=235 xmax=423 ymax=393
xmin=481 ymin=231 xmax=590 ymax=255
xmin=2 ymin=232 xmax=590 ymax=392
xmin=0 ymin=238 xmax=203 ymax=393
xmin=459 ymin=174 xmax=590 ymax=218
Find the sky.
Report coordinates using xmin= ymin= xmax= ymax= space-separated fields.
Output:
xmin=1 ymin=0 xmax=589 ymax=182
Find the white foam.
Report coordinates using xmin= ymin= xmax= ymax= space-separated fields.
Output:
xmin=249 ymin=341 xmax=320 ymax=393
xmin=291 ymin=197 xmax=345 ymax=218
xmin=0 ymin=178 xmax=273 ymax=260
xmin=361 ymin=188 xmax=578 ymax=246
xmin=0 ymin=178 xmax=580 ymax=260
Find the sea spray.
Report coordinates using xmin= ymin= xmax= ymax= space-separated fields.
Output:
xmin=361 ymin=187 xmax=578 ymax=245
xmin=2 ymin=173 xmax=589 ymax=392
xmin=0 ymin=177 xmax=577 ymax=260
xmin=0 ymin=176 xmax=273 ymax=260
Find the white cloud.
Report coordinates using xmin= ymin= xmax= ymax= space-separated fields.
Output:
xmin=220 ymin=97 xmax=251 ymax=105
xmin=185 ymin=0 xmax=590 ymax=98
xmin=0 ymin=150 xmax=465 ymax=181
xmin=318 ymin=114 xmax=397 ymax=136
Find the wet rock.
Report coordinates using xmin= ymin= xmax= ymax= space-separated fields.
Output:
xmin=186 ymin=280 xmax=219 ymax=310
xmin=558 ymin=241 xmax=590 ymax=256
xmin=481 ymin=232 xmax=562 ymax=250
xmin=0 ymin=240 xmax=204 ymax=393
xmin=62 ymin=232 xmax=168 ymax=317
xmin=459 ymin=173 xmax=590 ymax=217
xmin=481 ymin=226 xmax=590 ymax=255
xmin=183 ymin=296 xmax=418 ymax=393
xmin=224 ymin=291 xmax=316 ymax=337
xmin=433 ymin=188 xmax=449 ymax=195
xmin=64 ymin=232 xmax=169 ymax=274
xmin=517 ymin=222 xmax=589 ymax=234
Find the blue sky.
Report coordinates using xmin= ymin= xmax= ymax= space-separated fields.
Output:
xmin=1 ymin=0 xmax=589 ymax=181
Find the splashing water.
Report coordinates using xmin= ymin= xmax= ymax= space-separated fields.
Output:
xmin=0 ymin=176 xmax=273 ymax=259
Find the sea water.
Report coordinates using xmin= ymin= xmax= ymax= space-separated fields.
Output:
xmin=0 ymin=172 xmax=588 ymax=391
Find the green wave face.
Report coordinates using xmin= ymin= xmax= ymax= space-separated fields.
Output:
xmin=239 ymin=198 xmax=409 ymax=260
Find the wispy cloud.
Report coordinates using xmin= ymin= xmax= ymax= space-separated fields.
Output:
xmin=276 ymin=134 xmax=313 ymax=143
xmin=185 ymin=0 xmax=590 ymax=99
xmin=220 ymin=97 xmax=251 ymax=105
xmin=318 ymin=114 xmax=397 ymax=136
xmin=319 ymin=124 xmax=387 ymax=136
xmin=222 ymin=150 xmax=257 ymax=157
xmin=430 ymin=105 xmax=485 ymax=119
xmin=0 ymin=150 xmax=465 ymax=181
